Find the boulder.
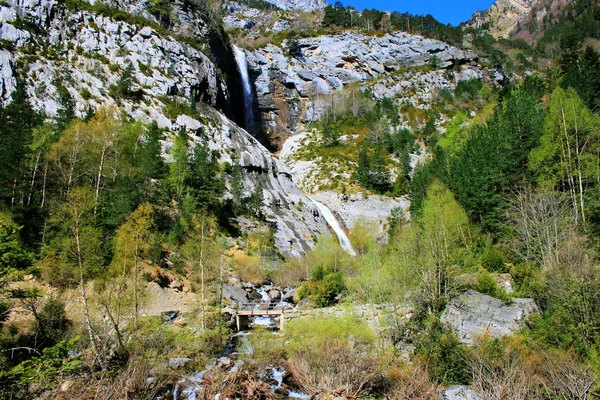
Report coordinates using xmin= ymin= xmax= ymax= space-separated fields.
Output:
xmin=168 ymin=357 xmax=192 ymax=369
xmin=223 ymin=283 xmax=250 ymax=305
xmin=441 ymin=386 xmax=483 ymax=400
xmin=441 ymin=290 xmax=541 ymax=346
xmin=269 ymin=289 xmax=281 ymax=300
xmin=169 ymin=280 xmax=184 ymax=291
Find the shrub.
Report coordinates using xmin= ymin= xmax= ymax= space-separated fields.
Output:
xmin=413 ymin=318 xmax=469 ymax=385
xmin=481 ymin=247 xmax=505 ymax=272
xmin=474 ymin=267 xmax=511 ymax=303
xmin=285 ymin=315 xmax=382 ymax=397
xmin=297 ymin=266 xmax=346 ymax=307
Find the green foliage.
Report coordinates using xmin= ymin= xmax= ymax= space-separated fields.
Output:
xmin=161 ymin=95 xmax=202 ymax=120
xmin=147 ymin=0 xmax=172 ymax=26
xmin=355 ymin=145 xmax=392 ymax=194
xmin=298 ymin=266 xmax=346 ymax=307
xmin=109 ymin=63 xmax=142 ymax=101
xmin=446 ymin=88 xmax=544 ymax=231
xmin=454 ymin=79 xmax=483 ymax=100
xmin=413 ymin=318 xmax=469 ymax=385
xmin=0 ymin=85 xmax=43 ymax=204
xmin=474 ymin=268 xmax=511 ymax=303
xmin=168 ymin=130 xmax=190 ymax=201
xmin=481 ymin=247 xmax=506 ymax=273
xmin=137 ymin=121 xmax=166 ymax=181
xmin=8 ymin=338 xmax=82 ymax=384
xmin=0 ymin=212 xmax=33 ymax=280
xmin=33 ymin=298 xmax=71 ymax=348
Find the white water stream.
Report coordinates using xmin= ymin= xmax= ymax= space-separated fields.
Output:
xmin=233 ymin=46 xmax=255 ymax=134
xmin=309 ymin=198 xmax=357 ymax=256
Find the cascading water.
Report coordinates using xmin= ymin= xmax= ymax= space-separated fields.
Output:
xmin=309 ymin=198 xmax=357 ymax=256
xmin=233 ymin=46 xmax=255 ymax=134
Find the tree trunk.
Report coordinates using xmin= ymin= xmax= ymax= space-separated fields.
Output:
xmin=73 ymin=218 xmax=101 ymax=365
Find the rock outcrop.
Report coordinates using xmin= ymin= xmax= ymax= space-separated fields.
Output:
xmin=441 ymin=290 xmax=541 ymax=346
xmin=467 ymin=0 xmax=538 ymax=39
xmin=264 ymin=0 xmax=328 ymax=12
xmin=310 ymin=191 xmax=409 ymax=239
xmin=246 ymin=32 xmax=479 ymax=147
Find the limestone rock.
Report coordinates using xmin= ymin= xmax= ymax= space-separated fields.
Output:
xmin=441 ymin=290 xmax=541 ymax=346
xmin=442 ymin=386 xmax=483 ymax=400
xmin=168 ymin=357 xmax=192 ymax=369
xmin=247 ymin=32 xmax=479 ymax=146
xmin=264 ymin=0 xmax=328 ymax=11
xmin=169 ymin=280 xmax=184 ymax=291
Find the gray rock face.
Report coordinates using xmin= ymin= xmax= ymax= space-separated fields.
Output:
xmin=0 ymin=50 xmax=16 ymax=103
xmin=441 ymin=290 xmax=541 ymax=346
xmin=311 ymin=191 xmax=409 ymax=240
xmin=264 ymin=0 xmax=328 ymax=11
xmin=442 ymin=386 xmax=483 ymax=400
xmin=210 ymin=113 xmax=329 ymax=257
xmin=247 ymin=32 xmax=479 ymax=146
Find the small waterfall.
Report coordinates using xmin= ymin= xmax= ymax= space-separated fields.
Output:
xmin=309 ymin=198 xmax=357 ymax=256
xmin=233 ymin=46 xmax=255 ymax=134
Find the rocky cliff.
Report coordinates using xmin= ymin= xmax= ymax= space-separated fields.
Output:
xmin=0 ymin=0 xmax=329 ymax=258
xmin=245 ymin=32 xmax=480 ymax=148
xmin=468 ymin=0 xmax=538 ymax=39
xmin=467 ymin=0 xmax=573 ymax=42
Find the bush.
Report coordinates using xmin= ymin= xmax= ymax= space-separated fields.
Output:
xmin=413 ymin=318 xmax=469 ymax=385
xmin=285 ymin=315 xmax=382 ymax=397
xmin=474 ymin=267 xmax=511 ymax=303
xmin=297 ymin=266 xmax=346 ymax=307
xmin=481 ymin=247 xmax=506 ymax=272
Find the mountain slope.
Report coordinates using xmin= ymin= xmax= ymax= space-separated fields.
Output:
xmin=0 ymin=0 xmax=329 ymax=257
xmin=467 ymin=0 xmax=539 ymax=38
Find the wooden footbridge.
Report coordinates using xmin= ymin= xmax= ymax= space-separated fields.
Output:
xmin=223 ymin=301 xmax=290 ymax=331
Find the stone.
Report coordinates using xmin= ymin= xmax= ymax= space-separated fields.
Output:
xmin=169 ymin=280 xmax=184 ymax=291
xmin=282 ymin=288 xmax=297 ymax=302
xmin=168 ymin=357 xmax=192 ymax=369
xmin=60 ymin=380 xmax=74 ymax=392
xmin=146 ymin=376 xmax=158 ymax=386
xmin=218 ymin=357 xmax=232 ymax=367
xmin=442 ymin=385 xmax=483 ymax=400
xmin=223 ymin=284 xmax=250 ymax=305
xmin=269 ymin=290 xmax=281 ymax=300
xmin=138 ymin=26 xmax=154 ymax=38
xmin=441 ymin=290 xmax=541 ymax=346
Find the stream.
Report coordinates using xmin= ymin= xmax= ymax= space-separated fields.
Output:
xmin=170 ymin=285 xmax=310 ymax=400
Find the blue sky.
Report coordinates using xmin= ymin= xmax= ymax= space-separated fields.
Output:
xmin=340 ymin=0 xmax=497 ymax=26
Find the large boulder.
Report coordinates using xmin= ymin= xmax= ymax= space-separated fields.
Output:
xmin=441 ymin=386 xmax=483 ymax=400
xmin=441 ymin=290 xmax=540 ymax=346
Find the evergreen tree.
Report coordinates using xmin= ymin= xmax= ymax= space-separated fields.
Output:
xmin=168 ymin=130 xmax=190 ymax=201
xmin=0 ymin=86 xmax=42 ymax=204
xmin=137 ymin=121 xmax=166 ymax=181
xmin=188 ymin=143 xmax=225 ymax=209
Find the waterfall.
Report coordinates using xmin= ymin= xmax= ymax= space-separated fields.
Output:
xmin=233 ymin=46 xmax=255 ymax=134
xmin=309 ymin=198 xmax=357 ymax=256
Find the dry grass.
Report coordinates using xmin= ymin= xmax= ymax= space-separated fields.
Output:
xmin=385 ymin=363 xmax=440 ymax=400
xmin=48 ymin=358 xmax=170 ymax=400
xmin=286 ymin=341 xmax=384 ymax=398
